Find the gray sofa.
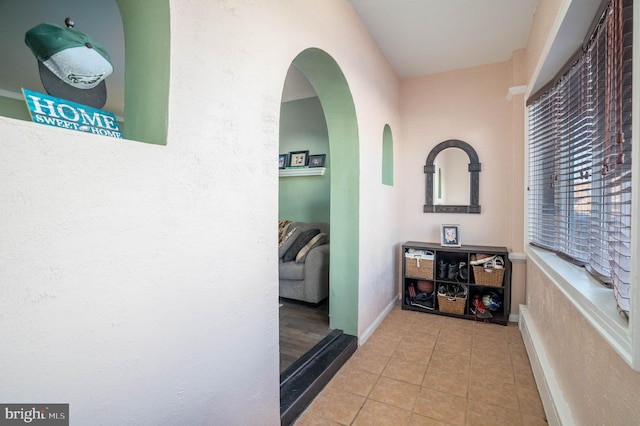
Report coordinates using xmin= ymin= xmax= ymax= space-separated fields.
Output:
xmin=278 ymin=221 xmax=330 ymax=304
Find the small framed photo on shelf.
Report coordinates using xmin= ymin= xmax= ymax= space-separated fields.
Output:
xmin=441 ymin=224 xmax=461 ymax=247
xmin=289 ymin=150 xmax=309 ymax=167
xmin=308 ymin=154 xmax=326 ymax=168
xmin=278 ymin=154 xmax=288 ymax=169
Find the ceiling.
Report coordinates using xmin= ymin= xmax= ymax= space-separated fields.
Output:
xmin=0 ymin=1 xmax=539 ymax=115
xmin=347 ymin=0 xmax=539 ymax=79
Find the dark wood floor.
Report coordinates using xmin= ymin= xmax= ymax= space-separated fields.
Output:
xmin=279 ymin=298 xmax=332 ymax=373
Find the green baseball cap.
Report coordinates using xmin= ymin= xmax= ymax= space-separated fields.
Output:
xmin=25 ymin=23 xmax=113 ymax=108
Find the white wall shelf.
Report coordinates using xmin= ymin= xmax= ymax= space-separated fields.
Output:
xmin=279 ymin=167 xmax=326 ymax=177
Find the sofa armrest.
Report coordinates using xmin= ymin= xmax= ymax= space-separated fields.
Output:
xmin=303 ymin=243 xmax=330 ymax=302
xmin=305 ymin=243 xmax=329 ymax=269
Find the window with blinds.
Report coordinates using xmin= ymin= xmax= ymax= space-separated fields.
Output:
xmin=528 ymin=0 xmax=633 ymax=316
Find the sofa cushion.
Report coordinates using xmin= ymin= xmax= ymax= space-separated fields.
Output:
xmin=295 ymin=232 xmax=327 ymax=263
xmin=278 ymin=227 xmax=300 ymax=259
xmin=290 ymin=222 xmax=330 ymax=243
xmin=278 ymin=220 xmax=293 ymax=244
xmin=283 ymin=229 xmax=320 ymax=262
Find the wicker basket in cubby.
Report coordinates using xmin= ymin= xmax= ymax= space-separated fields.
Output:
xmin=405 ymin=257 xmax=434 ymax=280
xmin=437 ymin=293 xmax=467 ymax=315
xmin=472 ymin=266 xmax=505 ymax=287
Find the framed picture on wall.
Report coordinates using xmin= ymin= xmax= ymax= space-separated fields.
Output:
xmin=279 ymin=154 xmax=287 ymax=169
xmin=308 ymin=154 xmax=326 ymax=168
xmin=441 ymin=224 xmax=461 ymax=247
xmin=289 ymin=150 xmax=309 ymax=167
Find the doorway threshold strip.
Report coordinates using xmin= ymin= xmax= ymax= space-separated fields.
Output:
xmin=280 ymin=329 xmax=357 ymax=426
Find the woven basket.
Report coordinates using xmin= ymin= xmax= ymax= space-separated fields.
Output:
xmin=472 ymin=266 xmax=505 ymax=287
xmin=437 ymin=293 xmax=467 ymax=315
xmin=405 ymin=257 xmax=434 ymax=280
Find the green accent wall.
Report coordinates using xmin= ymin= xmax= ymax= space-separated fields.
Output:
xmin=382 ymin=124 xmax=394 ymax=186
xmin=0 ymin=96 xmax=30 ymax=121
xmin=279 ymin=97 xmax=330 ymax=223
xmin=116 ymin=0 xmax=170 ymax=145
xmin=292 ymin=49 xmax=359 ymax=336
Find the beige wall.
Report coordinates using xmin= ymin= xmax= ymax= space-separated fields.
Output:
xmin=525 ymin=0 xmax=564 ymax=83
xmin=399 ymin=60 xmax=526 ymax=315
xmin=399 ymin=61 xmax=513 ymax=245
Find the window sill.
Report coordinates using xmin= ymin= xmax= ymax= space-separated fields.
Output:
xmin=526 ymin=246 xmax=637 ymax=370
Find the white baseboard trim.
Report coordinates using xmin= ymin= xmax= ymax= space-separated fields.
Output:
xmin=509 ymin=313 xmax=520 ymax=323
xmin=359 ymin=294 xmax=399 ymax=346
xmin=519 ymin=305 xmax=575 ymax=426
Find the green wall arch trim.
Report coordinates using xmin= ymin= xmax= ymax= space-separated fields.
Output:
xmin=382 ymin=124 xmax=394 ymax=186
xmin=291 ymin=48 xmax=360 ymax=336
xmin=116 ymin=0 xmax=170 ymax=145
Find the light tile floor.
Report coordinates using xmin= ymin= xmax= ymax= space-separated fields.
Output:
xmin=294 ymin=303 xmax=547 ymax=426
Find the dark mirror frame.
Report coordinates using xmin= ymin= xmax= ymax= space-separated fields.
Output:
xmin=424 ymin=139 xmax=481 ymax=214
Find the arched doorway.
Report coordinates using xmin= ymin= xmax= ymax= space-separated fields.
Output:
xmin=278 ymin=47 xmax=360 ymax=425
xmin=290 ymin=48 xmax=359 ymax=336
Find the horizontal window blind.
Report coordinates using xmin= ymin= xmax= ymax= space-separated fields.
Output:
xmin=528 ymin=92 xmax=558 ymax=252
xmin=528 ymin=0 xmax=632 ymax=315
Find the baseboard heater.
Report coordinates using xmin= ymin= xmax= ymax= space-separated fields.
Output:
xmin=280 ymin=329 xmax=357 ymax=426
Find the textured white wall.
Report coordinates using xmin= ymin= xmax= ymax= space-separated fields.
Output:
xmin=527 ymin=263 xmax=640 ymax=424
xmin=0 ymin=0 xmax=401 ymax=424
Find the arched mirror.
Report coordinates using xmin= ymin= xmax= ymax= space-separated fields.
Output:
xmin=424 ymin=139 xmax=481 ymax=213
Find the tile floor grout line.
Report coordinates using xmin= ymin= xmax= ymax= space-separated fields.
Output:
xmin=294 ymin=304 xmax=545 ymax=425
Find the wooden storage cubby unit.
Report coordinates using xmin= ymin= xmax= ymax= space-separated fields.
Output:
xmin=401 ymin=241 xmax=512 ymax=325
